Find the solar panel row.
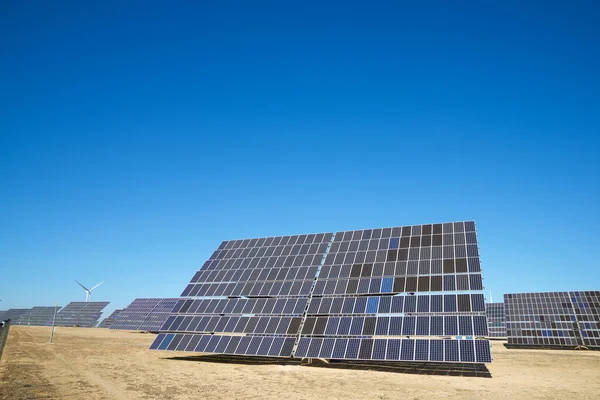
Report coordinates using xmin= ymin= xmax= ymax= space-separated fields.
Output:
xmin=171 ymin=297 xmax=307 ymax=316
xmin=294 ymin=337 xmax=492 ymax=363
xmin=150 ymin=333 xmax=297 ymax=357
xmin=161 ymin=315 xmax=302 ymax=335
xmin=49 ymin=302 xmax=109 ymax=327
xmin=98 ymin=309 xmax=123 ymax=328
xmin=306 ymin=294 xmax=486 ymax=314
xmin=182 ymin=280 xmax=314 ymax=297
xmin=193 ymin=266 xmax=321 ymax=283
xmin=300 ymin=315 xmax=488 ymax=337
xmin=0 ymin=309 xmax=29 ymax=321
xmin=486 ymin=303 xmax=506 ymax=337
xmin=193 ymin=258 xmax=481 ymax=283
xmin=312 ymin=274 xmax=484 ymax=295
xmin=138 ymin=299 xmax=179 ymax=332
xmin=13 ymin=306 xmax=59 ymax=326
xmin=318 ymin=258 xmax=481 ymax=278
xmin=505 ymin=291 xmax=600 ymax=348
xmin=111 ymin=298 xmax=177 ymax=331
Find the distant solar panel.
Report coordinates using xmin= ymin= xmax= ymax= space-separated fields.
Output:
xmin=49 ymin=302 xmax=109 ymax=327
xmin=486 ymin=303 xmax=506 ymax=337
xmin=505 ymin=291 xmax=600 ymax=348
xmin=13 ymin=306 xmax=60 ymax=326
xmin=151 ymin=222 xmax=491 ymax=363
xmin=0 ymin=309 xmax=30 ymax=322
xmin=110 ymin=298 xmax=177 ymax=331
xmin=98 ymin=309 xmax=123 ymax=328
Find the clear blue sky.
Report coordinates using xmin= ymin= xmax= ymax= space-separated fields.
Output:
xmin=1 ymin=1 xmax=598 ymax=317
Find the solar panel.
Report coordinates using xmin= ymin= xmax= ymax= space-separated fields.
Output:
xmin=486 ymin=303 xmax=506 ymax=337
xmin=0 ymin=309 xmax=30 ymax=322
xmin=110 ymin=298 xmax=177 ymax=331
xmin=49 ymin=302 xmax=109 ymax=327
xmin=151 ymin=222 xmax=491 ymax=363
xmin=13 ymin=306 xmax=60 ymax=326
xmin=98 ymin=309 xmax=123 ymax=328
xmin=297 ymin=222 xmax=490 ymax=363
xmin=505 ymin=291 xmax=600 ymax=348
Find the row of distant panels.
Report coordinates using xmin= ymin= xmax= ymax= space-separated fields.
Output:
xmin=195 ymin=258 xmax=482 ymax=284
xmin=150 ymin=333 xmax=491 ymax=363
xmin=181 ymin=274 xmax=484 ymax=297
xmin=172 ymin=294 xmax=486 ymax=317
xmin=509 ymin=337 xmax=599 ymax=347
xmin=506 ymin=320 xmax=598 ymax=329
xmin=507 ymin=327 xmax=599 ymax=338
xmin=4 ymin=303 xmax=108 ymax=327
xmin=109 ymin=298 xmax=179 ymax=331
xmin=160 ymin=315 xmax=489 ymax=337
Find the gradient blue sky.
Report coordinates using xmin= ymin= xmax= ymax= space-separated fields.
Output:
xmin=1 ymin=1 xmax=598 ymax=318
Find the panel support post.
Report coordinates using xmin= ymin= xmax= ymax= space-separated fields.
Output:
xmin=49 ymin=303 xmax=58 ymax=344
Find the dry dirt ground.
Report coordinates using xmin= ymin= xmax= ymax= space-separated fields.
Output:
xmin=1 ymin=326 xmax=599 ymax=400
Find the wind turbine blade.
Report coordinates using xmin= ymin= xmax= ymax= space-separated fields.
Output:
xmin=90 ymin=281 xmax=104 ymax=292
xmin=75 ymin=280 xmax=90 ymax=291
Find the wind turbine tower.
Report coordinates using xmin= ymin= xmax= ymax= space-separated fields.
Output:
xmin=75 ymin=280 xmax=104 ymax=302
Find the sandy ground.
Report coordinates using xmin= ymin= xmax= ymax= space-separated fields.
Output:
xmin=1 ymin=326 xmax=599 ymax=400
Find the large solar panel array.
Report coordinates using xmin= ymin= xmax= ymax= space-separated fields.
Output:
xmin=505 ymin=291 xmax=600 ymax=348
xmin=486 ymin=303 xmax=506 ymax=337
xmin=110 ymin=298 xmax=178 ymax=331
xmin=13 ymin=306 xmax=60 ymax=326
xmin=48 ymin=302 xmax=109 ymax=327
xmin=98 ymin=309 xmax=123 ymax=328
xmin=151 ymin=222 xmax=492 ymax=363
xmin=151 ymin=232 xmax=333 ymax=357
xmin=0 ymin=309 xmax=29 ymax=321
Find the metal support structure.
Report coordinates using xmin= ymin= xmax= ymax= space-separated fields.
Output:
xmin=291 ymin=232 xmax=336 ymax=357
xmin=49 ymin=303 xmax=58 ymax=344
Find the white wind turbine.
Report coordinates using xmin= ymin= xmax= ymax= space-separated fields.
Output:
xmin=75 ymin=280 xmax=104 ymax=302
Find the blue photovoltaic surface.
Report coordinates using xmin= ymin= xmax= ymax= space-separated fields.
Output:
xmin=111 ymin=298 xmax=178 ymax=331
xmin=151 ymin=221 xmax=492 ymax=363
xmin=505 ymin=291 xmax=600 ymax=348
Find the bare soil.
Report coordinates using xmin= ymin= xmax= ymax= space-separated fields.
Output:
xmin=1 ymin=326 xmax=599 ymax=399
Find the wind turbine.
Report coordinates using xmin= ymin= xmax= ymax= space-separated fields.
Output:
xmin=75 ymin=280 xmax=104 ymax=302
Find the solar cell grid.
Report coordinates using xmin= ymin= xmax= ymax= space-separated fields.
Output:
xmin=154 ymin=221 xmax=491 ymax=363
xmin=13 ymin=306 xmax=60 ymax=326
xmin=505 ymin=291 xmax=600 ymax=348
xmin=111 ymin=298 xmax=177 ymax=331
xmin=486 ymin=303 xmax=506 ymax=337
xmin=48 ymin=302 xmax=108 ymax=327
xmin=98 ymin=309 xmax=123 ymax=328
